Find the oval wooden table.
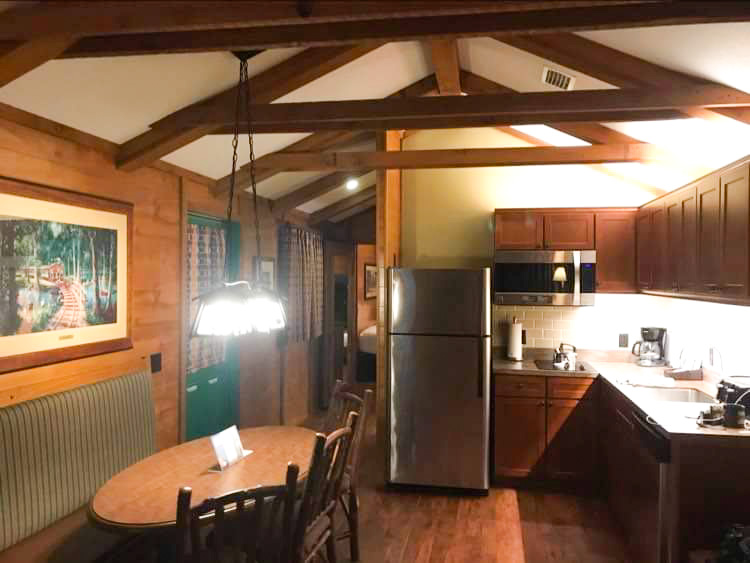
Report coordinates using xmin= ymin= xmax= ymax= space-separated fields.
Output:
xmin=89 ymin=426 xmax=318 ymax=531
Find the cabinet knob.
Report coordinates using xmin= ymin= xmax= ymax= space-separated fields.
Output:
xmin=538 ymin=401 xmax=545 ymax=407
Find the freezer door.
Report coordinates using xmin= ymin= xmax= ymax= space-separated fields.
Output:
xmin=389 ymin=334 xmax=490 ymax=490
xmin=389 ymin=268 xmax=490 ymax=336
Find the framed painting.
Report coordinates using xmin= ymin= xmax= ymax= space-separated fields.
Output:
xmin=364 ymin=263 xmax=377 ymax=300
xmin=0 ymin=177 xmax=133 ymax=373
xmin=253 ymin=256 xmax=276 ymax=290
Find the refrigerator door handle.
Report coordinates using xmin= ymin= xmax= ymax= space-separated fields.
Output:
xmin=479 ymin=338 xmax=490 ymax=399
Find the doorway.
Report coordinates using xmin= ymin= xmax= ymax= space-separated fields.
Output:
xmin=184 ymin=213 xmax=241 ymax=440
xmin=321 ymin=241 xmax=355 ymax=408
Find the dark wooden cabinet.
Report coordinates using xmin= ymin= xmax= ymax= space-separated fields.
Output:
xmin=494 ymin=211 xmax=543 ymax=249
xmin=719 ymin=163 xmax=750 ymax=298
xmin=546 ymin=398 xmax=597 ymax=480
xmin=636 ymin=207 xmax=653 ymax=289
xmin=494 ymin=375 xmax=598 ymax=482
xmin=697 ymin=173 xmax=722 ymax=294
xmin=667 ymin=185 xmax=699 ymax=293
xmin=595 ymin=211 xmax=637 ymax=293
xmin=650 ymin=202 xmax=667 ymax=291
xmin=493 ymin=396 xmax=546 ymax=478
xmin=665 ymin=194 xmax=681 ymax=291
xmin=543 ymin=212 xmax=595 ymax=249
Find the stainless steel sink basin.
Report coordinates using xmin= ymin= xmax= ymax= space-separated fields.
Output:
xmin=630 ymin=386 xmax=715 ymax=403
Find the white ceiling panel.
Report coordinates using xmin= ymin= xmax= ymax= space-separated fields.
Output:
xmin=0 ymin=48 xmax=303 ymax=143
xmin=298 ymin=171 xmax=377 ymax=214
xmin=162 ymin=132 xmax=311 ymax=179
xmin=250 ymin=171 xmax=331 ymax=200
xmin=579 ymin=23 xmax=750 ymax=94
xmin=457 ymin=37 xmax=615 ymax=93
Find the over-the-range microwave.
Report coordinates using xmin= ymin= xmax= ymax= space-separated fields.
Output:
xmin=493 ymin=250 xmax=596 ymax=306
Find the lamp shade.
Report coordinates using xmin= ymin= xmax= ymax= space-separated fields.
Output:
xmin=192 ymin=281 xmax=286 ymax=337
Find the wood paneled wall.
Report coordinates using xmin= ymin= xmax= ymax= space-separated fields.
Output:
xmin=375 ymin=130 xmax=402 ymax=482
xmin=0 ymin=116 xmax=315 ymax=449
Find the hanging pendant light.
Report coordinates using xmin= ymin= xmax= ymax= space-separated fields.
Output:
xmin=192 ymin=52 xmax=287 ymax=337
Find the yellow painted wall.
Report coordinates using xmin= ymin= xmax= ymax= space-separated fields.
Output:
xmin=401 ymin=127 xmax=657 ymax=268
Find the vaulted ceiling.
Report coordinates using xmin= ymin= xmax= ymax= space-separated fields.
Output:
xmin=0 ymin=2 xmax=749 ymax=222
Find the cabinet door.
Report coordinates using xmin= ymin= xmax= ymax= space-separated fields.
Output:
xmin=546 ymin=399 xmax=597 ymax=480
xmin=494 ymin=396 xmax=546 ymax=478
xmin=719 ymin=163 xmax=750 ymax=298
xmin=678 ymin=186 xmax=699 ymax=292
xmin=697 ymin=174 xmax=722 ymax=293
xmin=544 ymin=212 xmax=595 ymax=249
xmin=665 ymin=195 xmax=681 ymax=291
xmin=495 ymin=211 xmax=543 ymax=249
xmin=636 ymin=208 xmax=653 ymax=289
xmin=595 ymin=211 xmax=636 ymax=293
xmin=650 ymin=203 xmax=668 ymax=291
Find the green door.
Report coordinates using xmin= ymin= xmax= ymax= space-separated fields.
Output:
xmin=185 ymin=214 xmax=241 ymax=441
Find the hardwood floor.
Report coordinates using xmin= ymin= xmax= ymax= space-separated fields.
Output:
xmin=332 ymin=422 xmax=629 ymax=563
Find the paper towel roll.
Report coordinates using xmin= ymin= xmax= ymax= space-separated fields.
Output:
xmin=508 ymin=318 xmax=523 ymax=361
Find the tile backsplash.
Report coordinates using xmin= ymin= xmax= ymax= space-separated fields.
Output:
xmin=493 ymin=293 xmax=750 ymax=376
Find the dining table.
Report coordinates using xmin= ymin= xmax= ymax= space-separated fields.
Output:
xmin=89 ymin=425 xmax=318 ymax=531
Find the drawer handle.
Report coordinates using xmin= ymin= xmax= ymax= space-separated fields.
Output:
xmin=187 ymin=385 xmax=198 ymax=393
xmin=208 ymin=378 xmax=218 ymax=385
xmin=538 ymin=401 xmax=545 ymax=407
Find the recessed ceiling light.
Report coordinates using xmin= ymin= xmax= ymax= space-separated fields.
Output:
xmin=346 ymin=179 xmax=359 ymax=191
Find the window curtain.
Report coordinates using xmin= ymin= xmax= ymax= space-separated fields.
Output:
xmin=186 ymin=222 xmax=227 ymax=373
xmin=278 ymin=224 xmax=324 ymax=342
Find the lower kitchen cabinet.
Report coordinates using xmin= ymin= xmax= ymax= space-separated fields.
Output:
xmin=493 ymin=375 xmax=599 ymax=482
xmin=494 ymin=396 xmax=546 ymax=478
xmin=546 ymin=398 xmax=597 ymax=480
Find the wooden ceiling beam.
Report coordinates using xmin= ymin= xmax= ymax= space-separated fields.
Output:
xmin=496 ymin=126 xmax=664 ymax=196
xmin=21 ymin=2 xmax=750 ymax=55
xmin=500 ymin=33 xmax=750 ymax=126
xmin=212 ymin=74 xmax=438 ymax=196
xmin=309 ymin=186 xmax=377 ymax=225
xmin=0 ymin=2 xmax=639 ymax=41
xmin=115 ymin=44 xmax=380 ymax=171
xmin=0 ymin=34 xmax=75 ymax=87
xmin=329 ymin=196 xmax=377 ymax=223
xmin=254 ymin=143 xmax=664 ymax=172
xmin=213 ymin=131 xmax=373 ymax=196
xmin=429 ymin=39 xmax=461 ymax=95
xmin=272 ymin=170 xmax=370 ymax=215
xmin=177 ymin=86 xmax=750 ymax=130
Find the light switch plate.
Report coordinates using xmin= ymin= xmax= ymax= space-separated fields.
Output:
xmin=619 ymin=334 xmax=629 ymax=348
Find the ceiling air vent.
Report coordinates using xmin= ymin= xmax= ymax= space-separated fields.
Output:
xmin=542 ymin=67 xmax=576 ymax=91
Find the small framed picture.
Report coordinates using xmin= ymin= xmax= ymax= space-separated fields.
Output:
xmin=253 ymin=256 xmax=276 ymax=290
xmin=364 ymin=263 xmax=377 ymax=300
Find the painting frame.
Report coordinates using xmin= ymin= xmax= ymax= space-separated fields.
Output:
xmin=364 ymin=263 xmax=377 ymax=300
xmin=0 ymin=177 xmax=133 ymax=374
xmin=253 ymin=256 xmax=276 ymax=291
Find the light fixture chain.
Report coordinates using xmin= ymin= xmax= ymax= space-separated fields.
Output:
xmin=242 ymin=59 xmax=262 ymax=282
xmin=223 ymin=54 xmax=244 ymax=282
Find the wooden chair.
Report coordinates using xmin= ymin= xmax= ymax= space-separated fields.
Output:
xmin=173 ymin=464 xmax=300 ymax=563
xmin=293 ymin=412 xmax=358 ymax=563
xmin=323 ymin=381 xmax=373 ymax=562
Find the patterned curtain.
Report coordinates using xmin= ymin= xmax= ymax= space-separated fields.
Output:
xmin=278 ymin=224 xmax=324 ymax=342
xmin=186 ymin=222 xmax=227 ymax=373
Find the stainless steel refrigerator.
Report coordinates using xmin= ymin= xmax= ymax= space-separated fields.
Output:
xmin=388 ymin=268 xmax=491 ymax=492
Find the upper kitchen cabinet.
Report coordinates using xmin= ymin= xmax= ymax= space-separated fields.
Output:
xmin=543 ymin=212 xmax=595 ymax=249
xmin=595 ymin=211 xmax=637 ymax=293
xmin=637 ymin=201 xmax=667 ymax=291
xmin=636 ymin=207 xmax=653 ymax=290
xmin=697 ymin=173 xmax=722 ymax=294
xmin=718 ymin=162 xmax=750 ymax=299
xmin=665 ymin=185 xmax=698 ymax=293
xmin=494 ymin=211 xmax=543 ymax=249
xmin=494 ymin=210 xmax=594 ymax=250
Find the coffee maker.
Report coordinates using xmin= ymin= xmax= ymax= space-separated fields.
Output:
xmin=631 ymin=327 xmax=667 ymax=367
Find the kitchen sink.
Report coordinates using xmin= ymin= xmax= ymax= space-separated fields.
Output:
xmin=629 ymin=386 xmax=715 ymax=403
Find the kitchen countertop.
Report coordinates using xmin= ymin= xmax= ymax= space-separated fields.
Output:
xmin=494 ymin=353 xmax=750 ymax=438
